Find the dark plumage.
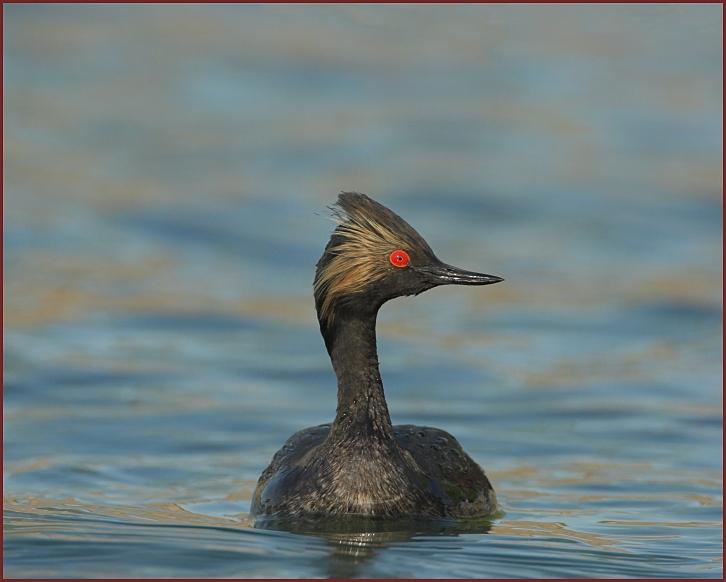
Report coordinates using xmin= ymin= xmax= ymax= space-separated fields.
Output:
xmin=252 ymin=192 xmax=503 ymax=519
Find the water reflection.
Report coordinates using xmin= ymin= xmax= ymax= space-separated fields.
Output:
xmin=255 ymin=515 xmax=494 ymax=578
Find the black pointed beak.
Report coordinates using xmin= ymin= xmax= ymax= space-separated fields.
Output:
xmin=415 ymin=262 xmax=504 ymax=286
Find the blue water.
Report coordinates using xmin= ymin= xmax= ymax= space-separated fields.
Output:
xmin=4 ymin=4 xmax=723 ymax=578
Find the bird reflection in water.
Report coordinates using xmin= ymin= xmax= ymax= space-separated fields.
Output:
xmin=255 ymin=515 xmax=495 ymax=577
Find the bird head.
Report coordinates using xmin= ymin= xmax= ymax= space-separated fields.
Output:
xmin=313 ymin=192 xmax=503 ymax=330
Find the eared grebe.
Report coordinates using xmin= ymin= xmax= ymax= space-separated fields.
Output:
xmin=252 ymin=192 xmax=503 ymax=519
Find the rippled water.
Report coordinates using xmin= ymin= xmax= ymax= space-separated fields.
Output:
xmin=4 ymin=4 xmax=723 ymax=578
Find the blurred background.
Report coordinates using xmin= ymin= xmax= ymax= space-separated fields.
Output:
xmin=4 ymin=4 xmax=723 ymax=578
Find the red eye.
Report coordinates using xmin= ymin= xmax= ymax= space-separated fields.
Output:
xmin=389 ymin=249 xmax=410 ymax=268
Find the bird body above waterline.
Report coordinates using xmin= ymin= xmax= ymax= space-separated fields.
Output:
xmin=252 ymin=192 xmax=503 ymax=520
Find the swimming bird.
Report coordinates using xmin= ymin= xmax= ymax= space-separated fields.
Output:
xmin=252 ymin=192 xmax=503 ymax=520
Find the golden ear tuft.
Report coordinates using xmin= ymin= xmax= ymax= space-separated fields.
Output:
xmin=313 ymin=192 xmax=428 ymax=325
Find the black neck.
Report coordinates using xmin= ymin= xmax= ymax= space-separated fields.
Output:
xmin=320 ymin=305 xmax=394 ymax=442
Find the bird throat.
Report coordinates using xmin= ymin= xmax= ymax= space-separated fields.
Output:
xmin=323 ymin=308 xmax=395 ymax=444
